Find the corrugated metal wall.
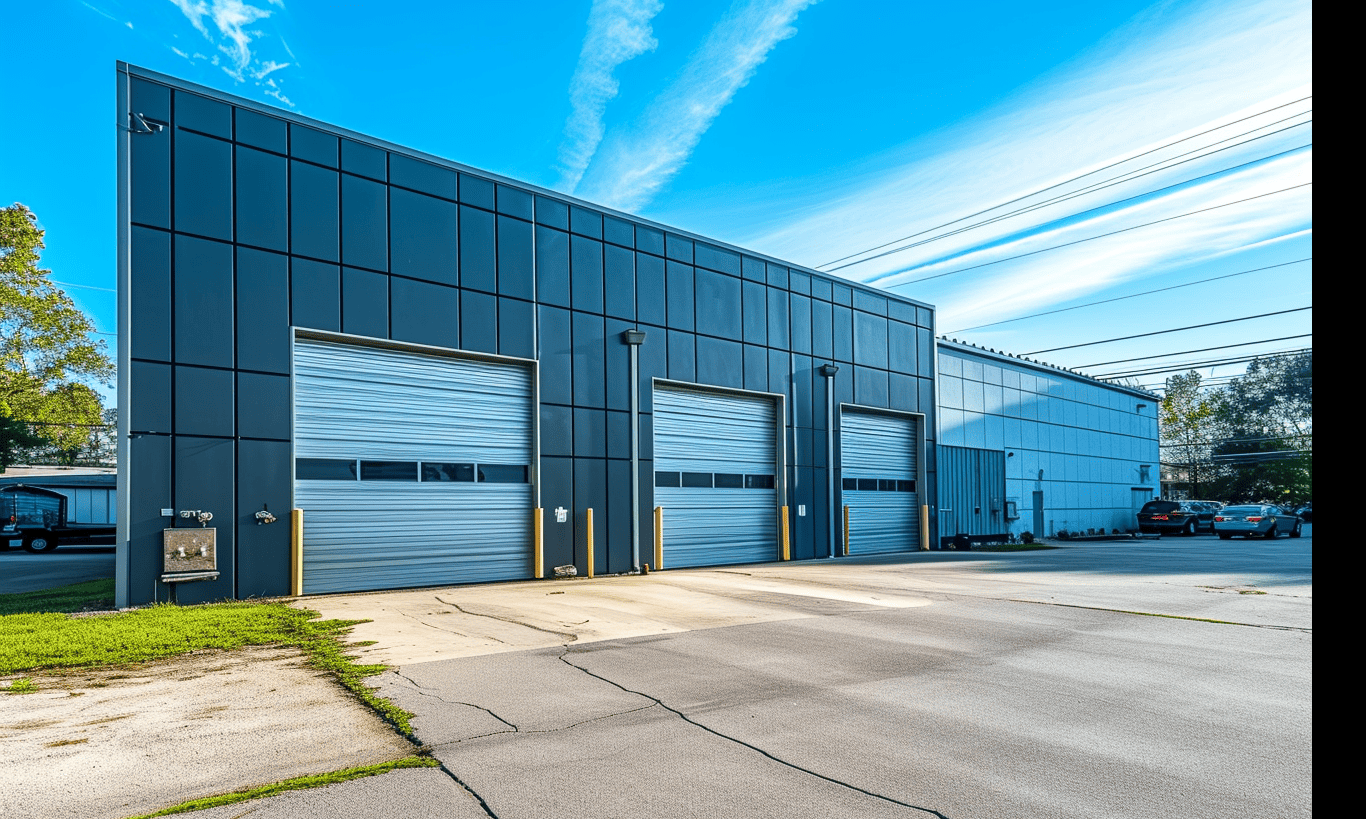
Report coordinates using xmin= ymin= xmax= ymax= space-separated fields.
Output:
xmin=654 ymin=386 xmax=779 ymax=568
xmin=294 ymin=338 xmax=534 ymax=594
xmin=840 ymin=410 xmax=919 ymax=554
xmin=937 ymin=445 xmax=1006 ymax=537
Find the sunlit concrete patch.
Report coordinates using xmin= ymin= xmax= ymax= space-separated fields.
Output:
xmin=298 ymin=568 xmax=936 ymax=667
xmin=0 ymin=646 xmax=413 ymax=819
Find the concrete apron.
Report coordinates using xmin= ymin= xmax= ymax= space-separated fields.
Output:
xmin=295 ymin=561 xmax=936 ymax=667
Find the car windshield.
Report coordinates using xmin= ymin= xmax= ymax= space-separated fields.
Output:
xmin=1221 ymin=506 xmax=1264 ymax=514
xmin=1141 ymin=501 xmax=1180 ymax=514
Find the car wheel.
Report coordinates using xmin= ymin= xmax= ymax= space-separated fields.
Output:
xmin=23 ymin=533 xmax=57 ymax=553
xmin=1218 ymin=533 xmax=1233 ymax=540
xmin=1183 ymin=520 xmax=1196 ymax=536
xmin=1264 ymin=524 xmax=1278 ymax=540
xmin=1289 ymin=520 xmax=1302 ymax=538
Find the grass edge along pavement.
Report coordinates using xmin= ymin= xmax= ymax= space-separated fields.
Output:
xmin=120 ymin=755 xmax=440 ymax=819
xmin=0 ymin=598 xmax=416 ymax=734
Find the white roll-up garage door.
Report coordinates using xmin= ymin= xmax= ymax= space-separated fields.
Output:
xmin=294 ymin=337 xmax=534 ymax=594
xmin=653 ymin=386 xmax=778 ymax=568
xmin=840 ymin=409 xmax=919 ymax=555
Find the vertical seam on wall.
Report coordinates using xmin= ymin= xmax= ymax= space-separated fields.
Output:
xmin=337 ymin=167 xmax=345 ymax=333
xmin=230 ymin=105 xmax=240 ymax=599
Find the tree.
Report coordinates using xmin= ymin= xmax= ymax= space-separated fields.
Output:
xmin=1159 ymin=371 xmax=1220 ymax=498
xmin=0 ymin=203 xmax=114 ymax=470
xmin=1209 ymin=352 xmax=1312 ymax=504
xmin=0 ymin=415 xmax=45 ymax=472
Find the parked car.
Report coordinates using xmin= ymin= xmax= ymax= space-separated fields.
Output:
xmin=1212 ymin=505 xmax=1303 ymax=539
xmin=1136 ymin=500 xmax=1214 ymax=535
xmin=1294 ymin=502 xmax=1312 ymax=523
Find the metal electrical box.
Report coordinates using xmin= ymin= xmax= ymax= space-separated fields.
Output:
xmin=163 ymin=528 xmax=217 ymax=573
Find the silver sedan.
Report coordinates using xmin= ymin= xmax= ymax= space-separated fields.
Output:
xmin=1213 ymin=505 xmax=1304 ymax=539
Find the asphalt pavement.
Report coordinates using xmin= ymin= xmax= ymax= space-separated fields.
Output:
xmin=312 ymin=531 xmax=1312 ymax=819
xmin=0 ymin=544 xmax=114 ymax=594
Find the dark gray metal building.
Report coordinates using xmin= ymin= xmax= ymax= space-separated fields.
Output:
xmin=114 ymin=64 xmax=940 ymax=607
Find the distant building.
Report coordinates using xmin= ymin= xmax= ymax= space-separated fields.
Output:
xmin=935 ymin=339 xmax=1160 ymax=539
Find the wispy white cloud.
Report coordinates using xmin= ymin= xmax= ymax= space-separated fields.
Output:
xmin=165 ymin=0 xmax=295 ymax=105
xmin=576 ymin=0 xmax=820 ymax=212
xmin=557 ymin=0 xmax=664 ymax=193
xmin=740 ymin=0 xmax=1311 ymax=329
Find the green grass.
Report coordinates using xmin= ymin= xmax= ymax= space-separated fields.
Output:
xmin=0 ymin=601 xmax=415 ymax=735
xmin=3 ymin=676 xmax=36 ymax=694
xmin=122 ymin=756 xmax=439 ymax=818
xmin=0 ymin=578 xmax=116 ymax=615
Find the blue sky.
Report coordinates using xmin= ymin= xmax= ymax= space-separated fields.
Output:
xmin=4 ymin=0 xmax=1311 ymax=404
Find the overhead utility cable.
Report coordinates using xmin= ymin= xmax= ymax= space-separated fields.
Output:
xmin=815 ymin=95 xmax=1311 ymax=269
xmin=1094 ymin=346 xmax=1312 ymax=379
xmin=1076 ymin=334 xmax=1312 ymax=368
xmin=944 ymin=257 xmax=1311 ymax=334
xmin=1025 ymin=306 xmax=1312 ymax=355
xmin=873 ymin=183 xmax=1311 ymax=289
xmin=825 ymin=125 xmax=1311 ymax=274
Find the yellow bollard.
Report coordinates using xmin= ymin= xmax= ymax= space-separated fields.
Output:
xmin=586 ymin=508 xmax=595 ymax=579
xmin=290 ymin=509 xmax=304 ymax=596
xmin=654 ymin=506 xmax=664 ymax=570
xmin=843 ymin=505 xmax=850 ymax=556
xmin=920 ymin=504 xmax=930 ymax=551
xmin=533 ymin=508 xmax=544 ymax=578
xmin=780 ymin=506 xmax=790 ymax=560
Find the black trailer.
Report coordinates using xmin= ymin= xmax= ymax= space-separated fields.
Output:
xmin=1 ymin=485 xmax=117 ymax=553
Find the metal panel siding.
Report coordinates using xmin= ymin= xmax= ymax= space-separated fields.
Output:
xmin=294 ymin=338 xmax=533 ymax=593
xmin=841 ymin=410 xmax=919 ymax=554
xmin=937 ymin=445 xmax=1007 ymax=536
xmin=654 ymin=386 xmax=778 ymax=567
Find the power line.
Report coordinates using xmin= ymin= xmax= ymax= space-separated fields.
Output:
xmin=1025 ymin=306 xmax=1311 ymax=355
xmin=872 ymin=182 xmax=1311 ymax=289
xmin=1076 ymin=334 xmax=1312 ymax=368
xmin=827 ymin=129 xmax=1310 ymax=275
xmin=1161 ymin=433 xmax=1313 ymax=446
xmin=943 ymin=257 xmax=1311 ymax=334
xmin=1094 ymin=347 xmax=1312 ymax=379
xmin=816 ymin=95 xmax=1311 ymax=269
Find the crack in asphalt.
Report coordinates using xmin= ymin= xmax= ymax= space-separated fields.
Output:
xmin=392 ymin=671 xmax=519 ymax=731
xmin=434 ymin=597 xmax=580 ymax=642
xmin=392 ymin=606 xmax=499 ymax=642
xmin=1005 ymin=598 xmax=1312 ymax=632
xmin=435 ymin=761 xmax=501 ymax=819
xmin=392 ymin=670 xmax=657 ymax=743
xmin=556 ymin=648 xmax=949 ymax=818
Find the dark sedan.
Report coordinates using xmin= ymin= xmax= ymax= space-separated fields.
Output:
xmin=1137 ymin=500 xmax=1214 ymax=535
xmin=1213 ymin=505 xmax=1303 ymax=539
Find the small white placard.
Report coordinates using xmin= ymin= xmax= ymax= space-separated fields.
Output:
xmin=555 ymin=507 xmax=568 ymax=523
xmin=798 ymin=505 xmax=806 ymax=517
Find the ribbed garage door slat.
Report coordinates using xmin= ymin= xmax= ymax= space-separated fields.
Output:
xmin=841 ymin=410 xmax=919 ymax=555
xmin=654 ymin=387 xmax=778 ymax=568
xmin=294 ymin=339 xmax=533 ymax=594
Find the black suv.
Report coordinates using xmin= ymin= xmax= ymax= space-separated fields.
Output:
xmin=1137 ymin=500 xmax=1214 ymax=535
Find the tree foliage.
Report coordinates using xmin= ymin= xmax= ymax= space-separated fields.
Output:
xmin=1159 ymin=352 xmax=1312 ymax=504
xmin=0 ymin=203 xmax=114 ymax=467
